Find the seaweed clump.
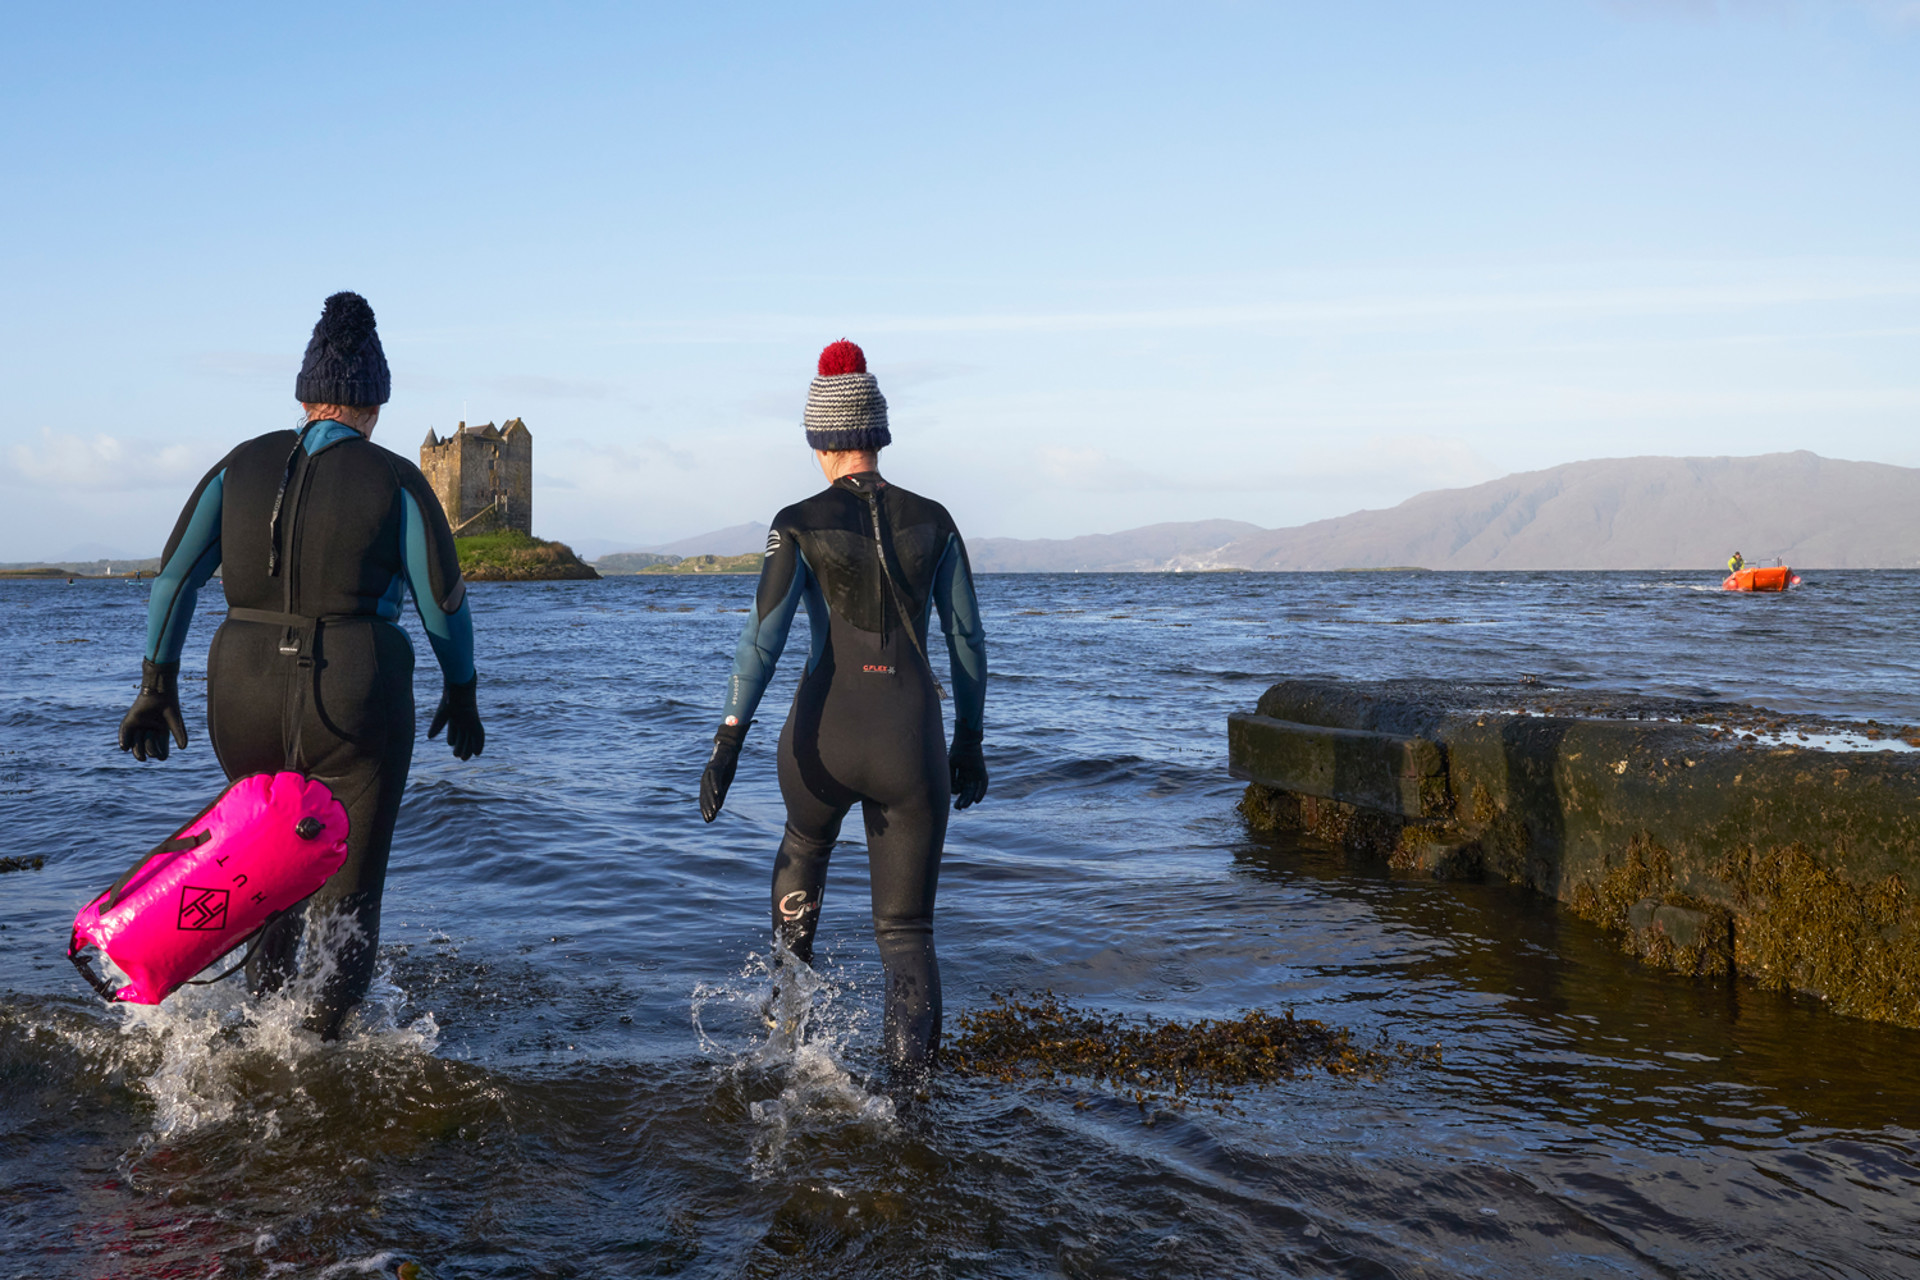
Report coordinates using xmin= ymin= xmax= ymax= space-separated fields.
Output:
xmin=948 ymin=992 xmax=1437 ymax=1108
xmin=1724 ymin=843 xmax=1920 ymax=1026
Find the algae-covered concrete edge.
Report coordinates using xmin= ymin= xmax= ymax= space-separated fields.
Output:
xmin=1231 ymin=679 xmax=1920 ymax=1028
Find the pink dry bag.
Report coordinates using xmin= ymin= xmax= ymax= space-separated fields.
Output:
xmin=69 ymin=772 xmax=350 ymax=1004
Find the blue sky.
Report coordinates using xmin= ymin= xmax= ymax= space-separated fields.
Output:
xmin=2 ymin=1 xmax=1916 ymax=558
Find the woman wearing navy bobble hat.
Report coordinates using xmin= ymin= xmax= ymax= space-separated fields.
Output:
xmin=118 ymin=291 xmax=484 ymax=1039
xmin=699 ymin=339 xmax=989 ymax=1076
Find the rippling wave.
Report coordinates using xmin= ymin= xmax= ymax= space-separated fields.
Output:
xmin=5 ymin=571 xmax=1920 ymax=1277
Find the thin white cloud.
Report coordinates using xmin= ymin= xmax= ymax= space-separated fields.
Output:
xmin=480 ymin=374 xmax=613 ymax=401
xmin=1602 ymin=0 xmax=1920 ymax=21
xmin=5 ymin=429 xmax=204 ymax=491
xmin=835 ymin=278 xmax=1920 ymax=337
xmin=567 ymin=268 xmax=1920 ymax=346
xmin=1033 ymin=435 xmax=1503 ymax=497
xmin=566 ymin=435 xmax=700 ymax=474
xmin=191 ymin=350 xmax=294 ymax=382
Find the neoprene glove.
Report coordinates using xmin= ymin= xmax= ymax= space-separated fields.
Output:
xmin=950 ymin=726 xmax=988 ymax=811
xmin=700 ymin=720 xmax=751 ymax=822
xmin=429 ymin=676 xmax=485 ymax=760
xmin=119 ymin=659 xmax=188 ymax=762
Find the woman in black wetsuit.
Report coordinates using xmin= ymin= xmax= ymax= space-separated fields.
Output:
xmin=699 ymin=340 xmax=989 ymax=1074
xmin=118 ymin=292 xmax=485 ymax=1038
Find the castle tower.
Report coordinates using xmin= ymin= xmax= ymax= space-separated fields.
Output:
xmin=420 ymin=418 xmax=534 ymax=537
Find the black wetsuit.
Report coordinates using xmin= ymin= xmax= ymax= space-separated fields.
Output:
xmin=721 ymin=472 xmax=986 ymax=1069
xmin=143 ymin=420 xmax=472 ymax=1036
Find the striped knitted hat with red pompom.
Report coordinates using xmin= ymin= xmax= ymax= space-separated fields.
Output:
xmin=803 ymin=340 xmax=891 ymax=452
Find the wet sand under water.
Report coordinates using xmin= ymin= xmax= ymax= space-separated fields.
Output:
xmin=5 ymin=571 xmax=1920 ymax=1278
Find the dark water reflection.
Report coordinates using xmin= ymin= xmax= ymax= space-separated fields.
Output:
xmin=5 ymin=571 xmax=1920 ymax=1278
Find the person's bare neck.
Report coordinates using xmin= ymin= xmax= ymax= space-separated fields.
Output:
xmin=303 ymin=403 xmax=380 ymax=438
xmin=815 ymin=449 xmax=881 ymax=484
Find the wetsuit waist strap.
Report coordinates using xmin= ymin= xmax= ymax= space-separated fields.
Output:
xmin=226 ymin=608 xmax=379 ymax=628
xmin=225 ymin=608 xmax=384 ymax=656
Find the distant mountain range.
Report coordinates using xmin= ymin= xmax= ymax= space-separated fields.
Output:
xmin=571 ymin=452 xmax=1918 ymax=576
xmin=969 ymin=452 xmax=1920 ymax=572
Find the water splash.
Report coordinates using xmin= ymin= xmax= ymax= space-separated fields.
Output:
xmin=75 ymin=907 xmax=440 ymax=1142
xmin=690 ymin=944 xmax=897 ymax=1175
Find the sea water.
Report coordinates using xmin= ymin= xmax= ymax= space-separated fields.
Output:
xmin=4 ymin=570 xmax=1920 ymax=1278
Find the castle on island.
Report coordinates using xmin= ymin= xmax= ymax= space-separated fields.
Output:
xmin=421 ymin=418 xmax=532 ymax=537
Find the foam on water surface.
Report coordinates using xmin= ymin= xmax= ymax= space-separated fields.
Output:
xmin=693 ymin=945 xmax=898 ymax=1177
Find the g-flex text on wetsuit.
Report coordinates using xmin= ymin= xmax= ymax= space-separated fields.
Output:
xmin=722 ymin=472 xmax=986 ymax=1068
xmin=143 ymin=419 xmax=473 ymax=1036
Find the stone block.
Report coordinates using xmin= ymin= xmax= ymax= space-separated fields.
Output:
xmin=1228 ymin=713 xmax=1449 ymax=820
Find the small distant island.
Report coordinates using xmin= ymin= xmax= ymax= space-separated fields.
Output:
xmin=456 ymin=531 xmax=598 ymax=581
xmin=596 ymin=552 xmax=760 ymax=575
xmin=424 ymin=419 xmax=597 ymax=581
xmin=0 ymin=558 xmax=162 ymax=580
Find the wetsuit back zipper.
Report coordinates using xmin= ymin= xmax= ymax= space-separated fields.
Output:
xmin=863 ymin=485 xmax=945 ymax=697
xmin=863 ymin=488 xmax=891 ymax=648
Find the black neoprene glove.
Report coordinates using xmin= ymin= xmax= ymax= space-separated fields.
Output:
xmin=428 ymin=676 xmax=485 ymax=760
xmin=700 ymin=720 xmax=751 ymax=822
xmin=119 ymin=659 xmax=188 ymax=762
xmin=950 ymin=726 xmax=988 ymax=811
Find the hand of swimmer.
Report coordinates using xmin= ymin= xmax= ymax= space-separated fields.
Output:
xmin=700 ymin=720 xmax=751 ymax=822
xmin=950 ymin=727 xmax=988 ymax=811
xmin=428 ymin=675 xmax=485 ymax=760
xmin=118 ymin=659 xmax=189 ymax=762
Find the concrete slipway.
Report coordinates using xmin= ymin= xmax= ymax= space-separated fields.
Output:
xmin=1230 ymin=679 xmax=1920 ymax=1028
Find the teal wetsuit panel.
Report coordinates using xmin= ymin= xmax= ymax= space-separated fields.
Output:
xmin=146 ymin=470 xmax=225 ymax=663
xmin=400 ymin=490 xmax=475 ymax=683
xmin=722 ymin=537 xmax=821 ymax=725
xmin=928 ymin=532 xmax=987 ymax=736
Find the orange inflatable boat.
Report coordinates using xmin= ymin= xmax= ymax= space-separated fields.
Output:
xmin=1722 ymin=566 xmax=1799 ymax=592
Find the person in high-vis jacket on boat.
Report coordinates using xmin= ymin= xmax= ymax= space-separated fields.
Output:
xmin=119 ymin=291 xmax=484 ymax=1039
xmin=699 ymin=339 xmax=988 ymax=1077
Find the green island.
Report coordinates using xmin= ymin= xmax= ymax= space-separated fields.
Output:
xmin=592 ymin=551 xmax=762 ymax=575
xmin=455 ymin=531 xmax=599 ymax=581
xmin=636 ymin=553 xmax=760 ymax=575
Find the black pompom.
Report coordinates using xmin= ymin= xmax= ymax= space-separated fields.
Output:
xmin=295 ymin=817 xmax=324 ymax=840
xmin=316 ymin=291 xmax=377 ymax=352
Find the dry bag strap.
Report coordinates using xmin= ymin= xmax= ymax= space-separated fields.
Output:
xmin=184 ymin=914 xmax=283 ymax=987
xmin=101 ymin=830 xmax=212 ymax=912
xmin=68 ymin=934 xmax=122 ymax=1002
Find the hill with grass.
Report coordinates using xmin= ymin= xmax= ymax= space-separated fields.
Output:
xmin=456 ymin=532 xmax=600 ymax=581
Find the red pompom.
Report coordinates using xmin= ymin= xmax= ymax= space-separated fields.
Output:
xmin=817 ymin=339 xmax=866 ymax=377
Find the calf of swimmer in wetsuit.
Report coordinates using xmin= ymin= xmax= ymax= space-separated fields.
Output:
xmin=700 ymin=464 xmax=989 ymax=1074
xmin=117 ymin=292 xmax=485 ymax=1040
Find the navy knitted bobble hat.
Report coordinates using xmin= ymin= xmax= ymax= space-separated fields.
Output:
xmin=295 ymin=291 xmax=391 ymax=406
